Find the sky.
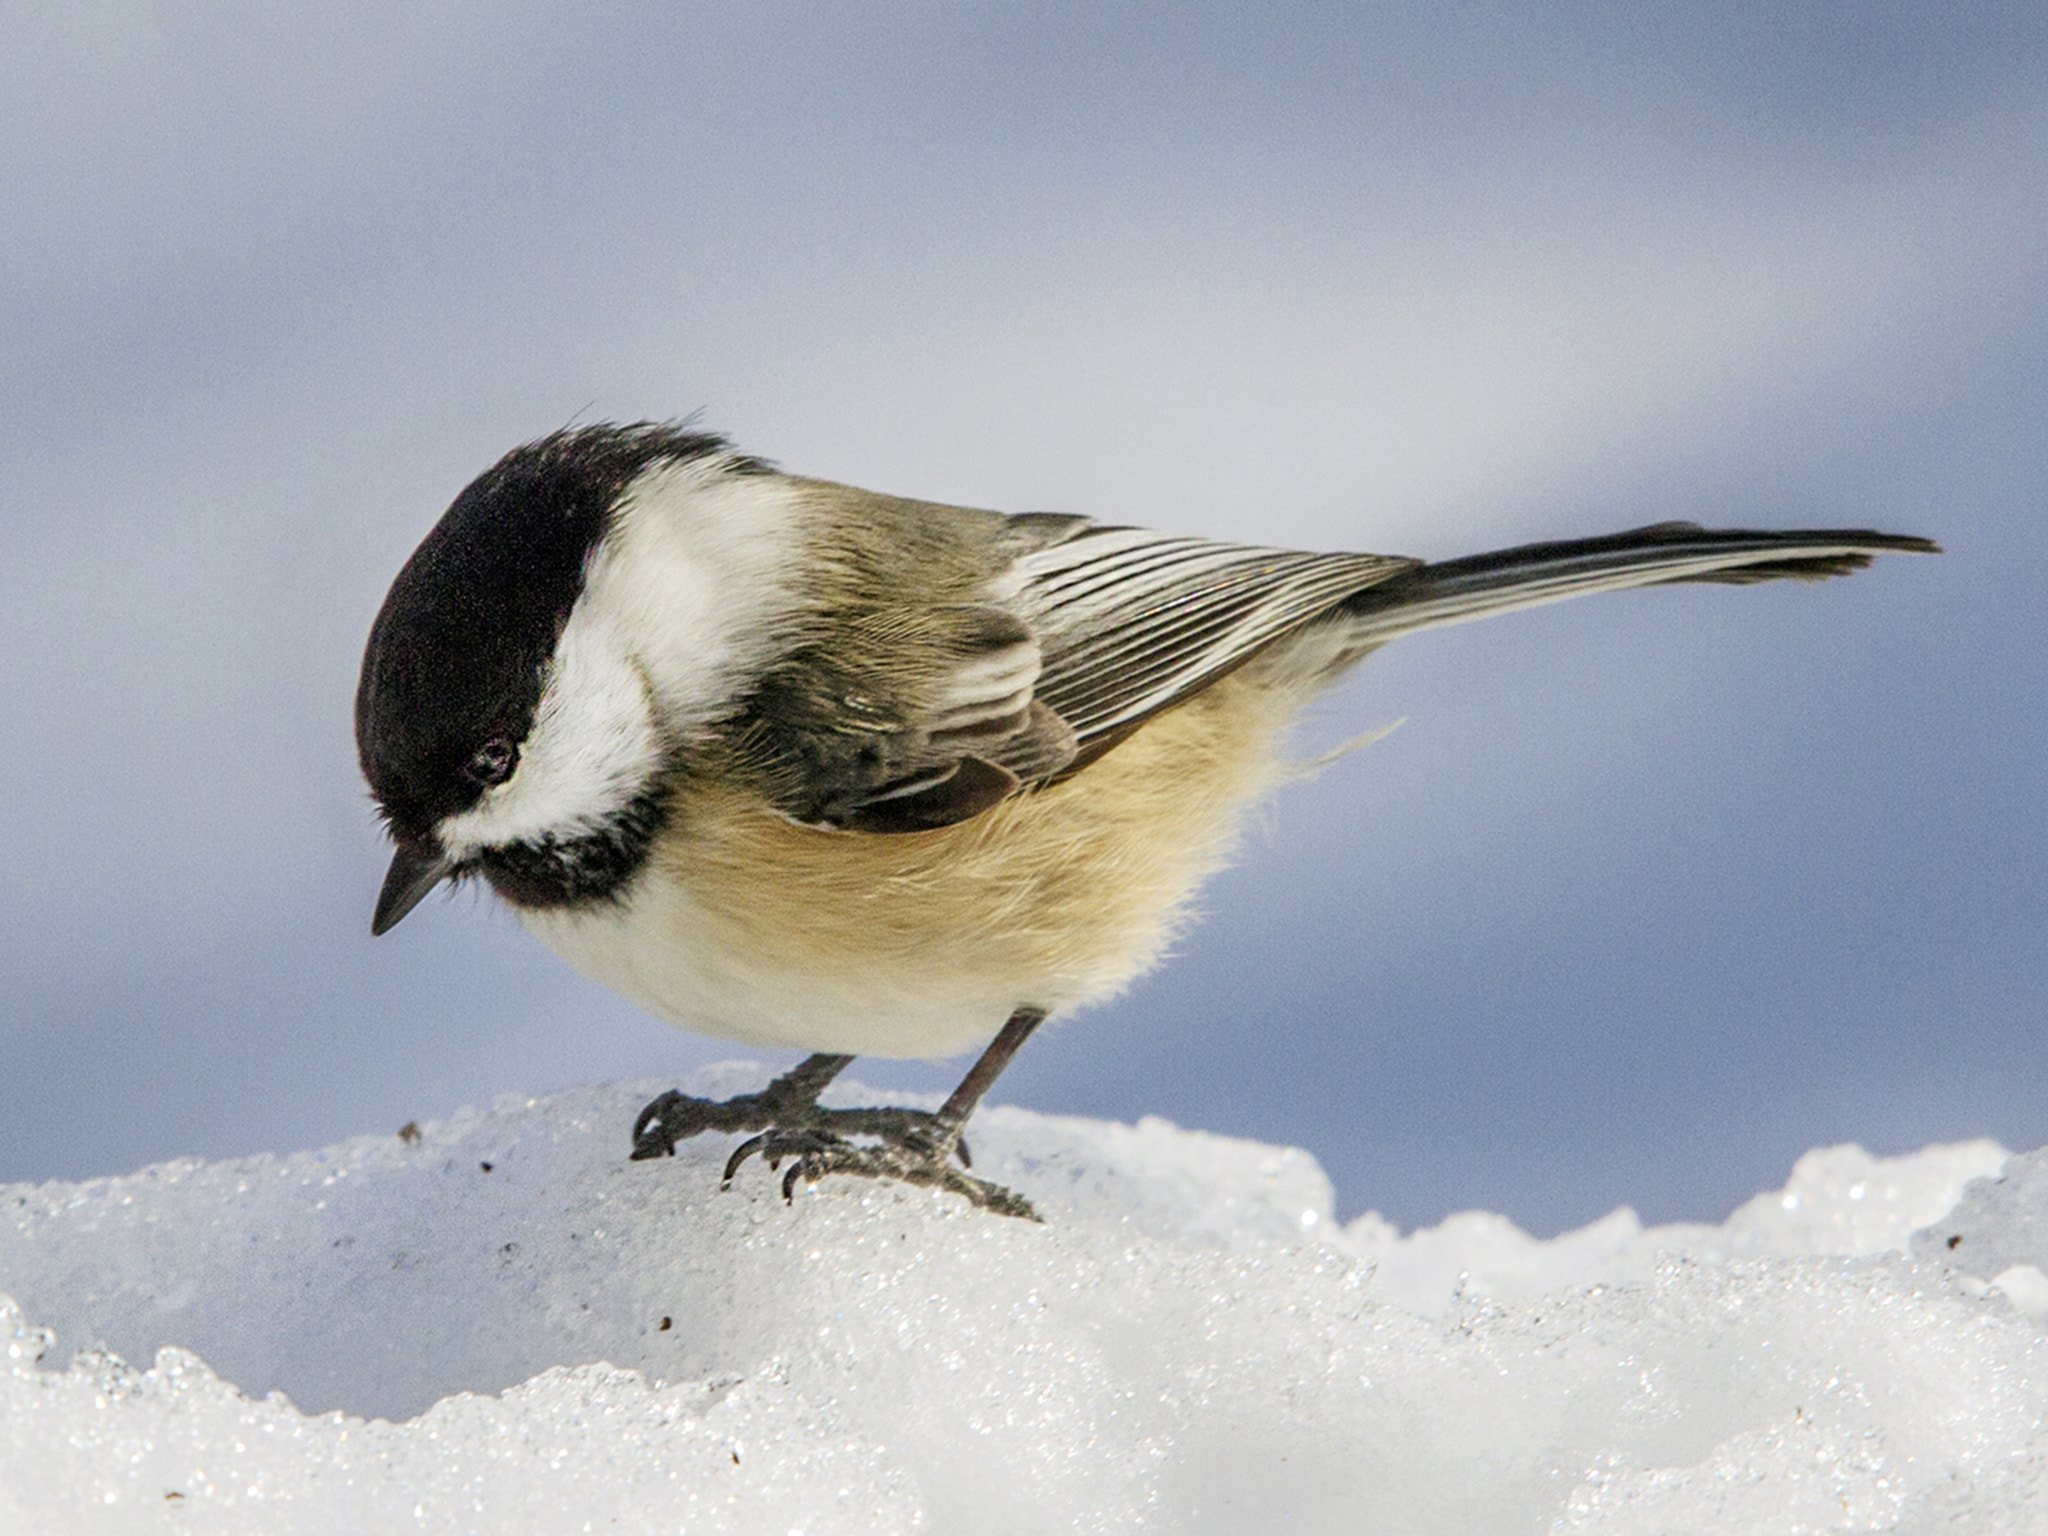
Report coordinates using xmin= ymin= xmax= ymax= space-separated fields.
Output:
xmin=3 ymin=0 xmax=2044 ymax=1235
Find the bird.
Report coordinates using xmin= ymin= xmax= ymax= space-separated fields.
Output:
xmin=356 ymin=423 xmax=1936 ymax=1218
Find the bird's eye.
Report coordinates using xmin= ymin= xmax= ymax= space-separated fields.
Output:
xmin=463 ymin=737 xmax=519 ymax=788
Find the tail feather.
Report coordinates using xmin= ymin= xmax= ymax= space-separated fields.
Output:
xmin=1338 ymin=521 xmax=1938 ymax=642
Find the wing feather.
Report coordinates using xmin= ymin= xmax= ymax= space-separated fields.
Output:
xmin=1020 ymin=526 xmax=1415 ymax=745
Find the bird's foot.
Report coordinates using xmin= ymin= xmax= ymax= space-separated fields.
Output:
xmin=631 ymin=1012 xmax=1049 ymax=1218
xmin=725 ymin=1126 xmax=1039 ymax=1221
xmin=630 ymin=1085 xmax=969 ymax=1166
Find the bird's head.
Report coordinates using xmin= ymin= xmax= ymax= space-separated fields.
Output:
xmin=354 ymin=424 xmax=770 ymax=933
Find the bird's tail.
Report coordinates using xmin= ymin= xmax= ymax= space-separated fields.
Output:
xmin=1336 ymin=521 xmax=1939 ymax=643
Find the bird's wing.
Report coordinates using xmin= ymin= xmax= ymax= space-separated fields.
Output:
xmin=731 ymin=513 xmax=1415 ymax=833
xmin=731 ymin=595 xmax=1083 ymax=833
xmin=1017 ymin=523 xmax=1416 ymax=756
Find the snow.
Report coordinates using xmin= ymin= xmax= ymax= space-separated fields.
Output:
xmin=2 ymin=1068 xmax=2043 ymax=1534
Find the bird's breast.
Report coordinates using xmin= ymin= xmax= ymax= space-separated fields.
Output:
xmin=515 ymin=663 xmax=1322 ymax=1058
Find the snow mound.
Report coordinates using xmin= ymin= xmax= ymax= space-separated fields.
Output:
xmin=1 ymin=1070 xmax=2041 ymax=1534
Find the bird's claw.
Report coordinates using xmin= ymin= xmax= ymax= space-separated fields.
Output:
xmin=630 ymin=1086 xmax=970 ymax=1165
xmin=726 ymin=1126 xmax=1037 ymax=1220
xmin=629 ymin=1089 xmax=721 ymax=1159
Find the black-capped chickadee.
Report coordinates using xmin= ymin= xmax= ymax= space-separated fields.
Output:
xmin=356 ymin=424 xmax=1935 ymax=1218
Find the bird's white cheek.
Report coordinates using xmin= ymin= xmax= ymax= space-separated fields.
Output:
xmin=594 ymin=463 xmax=805 ymax=734
xmin=438 ymin=631 xmax=663 ymax=858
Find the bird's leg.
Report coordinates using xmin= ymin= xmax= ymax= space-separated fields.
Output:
xmin=725 ymin=1006 xmax=1048 ymax=1220
xmin=629 ymin=1051 xmax=970 ymax=1164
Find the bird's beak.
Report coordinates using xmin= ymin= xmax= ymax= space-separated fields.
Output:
xmin=373 ymin=838 xmax=455 ymax=936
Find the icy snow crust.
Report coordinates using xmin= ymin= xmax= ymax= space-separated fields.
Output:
xmin=2 ymin=1070 xmax=2043 ymax=1534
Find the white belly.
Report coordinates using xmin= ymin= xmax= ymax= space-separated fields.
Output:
xmin=517 ymin=885 xmax=1029 ymax=1057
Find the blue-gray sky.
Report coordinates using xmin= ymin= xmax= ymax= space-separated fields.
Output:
xmin=4 ymin=1 xmax=2044 ymax=1234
